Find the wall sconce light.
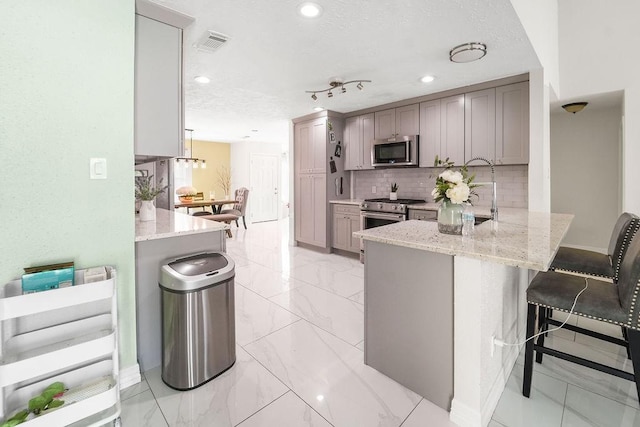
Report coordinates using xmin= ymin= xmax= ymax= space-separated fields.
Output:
xmin=562 ymin=102 xmax=588 ymax=114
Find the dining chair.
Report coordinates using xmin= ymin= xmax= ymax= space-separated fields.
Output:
xmin=523 ymin=232 xmax=640 ymax=400
xmin=220 ymin=187 xmax=249 ymax=229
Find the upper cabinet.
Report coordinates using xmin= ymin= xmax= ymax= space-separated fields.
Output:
xmin=344 ymin=113 xmax=374 ymax=170
xmin=440 ymin=95 xmax=466 ymax=166
xmin=464 ymin=88 xmax=496 ymax=162
xmin=496 ymin=82 xmax=529 ymax=165
xmin=294 ymin=118 xmax=327 ymax=173
xmin=374 ymin=104 xmax=419 ymax=139
xmin=134 ymin=15 xmax=183 ymax=161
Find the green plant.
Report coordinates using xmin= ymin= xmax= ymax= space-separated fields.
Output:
xmin=135 ymin=175 xmax=168 ymax=201
xmin=391 ymin=183 xmax=398 ymax=192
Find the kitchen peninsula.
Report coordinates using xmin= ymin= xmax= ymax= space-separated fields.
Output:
xmin=354 ymin=209 xmax=573 ymax=427
xmin=135 ymin=209 xmax=229 ymax=371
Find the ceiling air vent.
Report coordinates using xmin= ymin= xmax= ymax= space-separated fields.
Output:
xmin=194 ymin=30 xmax=230 ymax=53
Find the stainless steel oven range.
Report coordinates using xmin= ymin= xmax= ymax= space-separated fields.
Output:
xmin=360 ymin=198 xmax=424 ymax=261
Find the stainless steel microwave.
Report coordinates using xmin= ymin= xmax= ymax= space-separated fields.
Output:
xmin=371 ymin=135 xmax=419 ymax=167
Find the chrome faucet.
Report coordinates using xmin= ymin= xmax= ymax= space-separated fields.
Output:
xmin=464 ymin=157 xmax=498 ymax=222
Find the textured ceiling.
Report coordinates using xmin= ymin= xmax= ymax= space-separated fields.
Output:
xmin=151 ymin=0 xmax=540 ymax=144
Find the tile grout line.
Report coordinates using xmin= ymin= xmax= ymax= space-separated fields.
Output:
xmin=398 ymin=397 xmax=423 ymax=426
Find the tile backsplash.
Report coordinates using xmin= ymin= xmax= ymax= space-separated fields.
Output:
xmin=353 ymin=165 xmax=528 ymax=208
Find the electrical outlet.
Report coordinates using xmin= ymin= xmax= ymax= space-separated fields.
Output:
xmin=372 ymin=186 xmax=376 ymax=193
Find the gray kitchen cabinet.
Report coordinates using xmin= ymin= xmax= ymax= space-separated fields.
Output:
xmin=332 ymin=204 xmax=361 ymax=253
xmin=496 ymin=82 xmax=529 ymax=165
xmin=374 ymin=104 xmax=419 ymax=139
xmin=293 ymin=113 xmax=349 ymax=250
xmin=295 ymin=173 xmax=327 ymax=247
xmin=440 ymin=95 xmax=465 ymax=166
xmin=408 ymin=209 xmax=437 ymax=221
xmin=295 ymin=118 xmax=326 ymax=173
xmin=134 ymin=14 xmax=184 ymax=161
xmin=344 ymin=113 xmax=374 ymax=170
xmin=419 ymin=99 xmax=441 ymax=167
xmin=465 ymin=88 xmax=496 ymax=163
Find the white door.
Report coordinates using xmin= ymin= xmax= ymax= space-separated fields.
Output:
xmin=250 ymin=153 xmax=279 ymax=223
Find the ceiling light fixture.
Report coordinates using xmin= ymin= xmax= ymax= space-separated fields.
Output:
xmin=194 ymin=76 xmax=210 ymax=84
xmin=420 ymin=75 xmax=435 ymax=83
xmin=176 ymin=129 xmax=207 ymax=169
xmin=306 ymin=78 xmax=372 ymax=100
xmin=299 ymin=2 xmax=322 ymax=18
xmin=449 ymin=42 xmax=487 ymax=63
xmin=313 ymin=107 xmax=325 ymax=111
xmin=562 ymin=102 xmax=588 ymax=114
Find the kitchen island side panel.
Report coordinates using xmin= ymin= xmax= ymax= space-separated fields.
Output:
xmin=135 ymin=230 xmax=226 ymax=372
xmin=364 ymin=240 xmax=454 ymax=410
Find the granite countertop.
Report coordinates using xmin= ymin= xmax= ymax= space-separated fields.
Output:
xmin=354 ymin=208 xmax=574 ymax=271
xmin=135 ymin=208 xmax=229 ymax=242
xmin=329 ymin=199 xmax=363 ymax=205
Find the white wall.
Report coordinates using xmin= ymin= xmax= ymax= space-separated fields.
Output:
xmin=230 ymin=140 xmax=287 ymax=221
xmin=558 ymin=0 xmax=640 ymax=215
xmin=0 ymin=1 xmax=137 ymax=369
xmin=551 ymin=107 xmax=622 ymax=251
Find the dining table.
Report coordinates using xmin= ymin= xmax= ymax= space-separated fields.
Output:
xmin=174 ymin=199 xmax=238 ymax=214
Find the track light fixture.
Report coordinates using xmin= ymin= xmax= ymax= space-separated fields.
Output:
xmin=306 ymin=77 xmax=371 ymax=100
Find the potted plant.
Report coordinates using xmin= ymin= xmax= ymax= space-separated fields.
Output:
xmin=176 ymin=186 xmax=198 ymax=203
xmin=431 ymin=156 xmax=479 ymax=234
xmin=135 ymin=175 xmax=168 ymax=221
xmin=390 ymin=183 xmax=399 ymax=200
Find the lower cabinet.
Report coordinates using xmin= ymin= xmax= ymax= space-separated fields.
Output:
xmin=332 ymin=204 xmax=361 ymax=253
xmin=295 ymin=173 xmax=327 ymax=248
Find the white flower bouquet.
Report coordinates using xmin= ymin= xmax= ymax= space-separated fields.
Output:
xmin=431 ymin=157 xmax=479 ymax=204
xmin=176 ymin=186 xmax=198 ymax=197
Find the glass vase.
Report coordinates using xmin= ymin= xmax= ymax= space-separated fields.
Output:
xmin=438 ymin=200 xmax=463 ymax=235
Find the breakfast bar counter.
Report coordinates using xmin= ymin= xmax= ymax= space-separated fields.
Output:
xmin=353 ymin=209 xmax=573 ymax=427
xmin=135 ymin=209 xmax=229 ymax=371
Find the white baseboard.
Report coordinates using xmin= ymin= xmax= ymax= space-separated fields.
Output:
xmin=450 ymin=399 xmax=482 ymax=427
xmin=120 ymin=363 xmax=142 ymax=390
xmin=481 ymin=343 xmax=520 ymax=426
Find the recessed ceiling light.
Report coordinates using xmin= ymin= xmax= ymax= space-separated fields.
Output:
xmin=194 ymin=76 xmax=210 ymax=84
xmin=314 ymin=107 xmax=324 ymax=112
xmin=299 ymin=2 xmax=322 ymax=18
xmin=420 ymin=75 xmax=435 ymax=83
xmin=251 ymin=129 xmax=258 ymax=132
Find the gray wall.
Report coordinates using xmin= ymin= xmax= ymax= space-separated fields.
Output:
xmin=551 ymin=107 xmax=622 ymax=251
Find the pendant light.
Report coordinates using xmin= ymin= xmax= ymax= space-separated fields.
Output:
xmin=176 ymin=129 xmax=206 ymax=168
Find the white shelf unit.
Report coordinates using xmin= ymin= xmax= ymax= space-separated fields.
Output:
xmin=0 ymin=266 xmax=121 ymax=426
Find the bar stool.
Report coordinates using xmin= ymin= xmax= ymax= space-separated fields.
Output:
xmin=522 ymin=233 xmax=640 ymax=400
xmin=550 ymin=212 xmax=639 ymax=282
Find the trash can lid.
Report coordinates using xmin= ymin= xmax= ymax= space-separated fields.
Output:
xmin=168 ymin=252 xmax=228 ymax=276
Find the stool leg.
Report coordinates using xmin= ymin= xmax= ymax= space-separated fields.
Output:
xmin=536 ymin=308 xmax=547 ymax=364
xmin=523 ymin=303 xmax=537 ymax=397
xmin=626 ymin=329 xmax=640 ymax=401
xmin=623 ymin=327 xmax=632 ymax=359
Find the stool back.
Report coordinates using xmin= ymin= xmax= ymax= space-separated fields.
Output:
xmin=616 ymin=234 xmax=640 ymax=328
xmin=609 ymin=213 xmax=640 ymax=280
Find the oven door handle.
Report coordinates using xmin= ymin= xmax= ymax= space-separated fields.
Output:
xmin=361 ymin=211 xmax=406 ymax=221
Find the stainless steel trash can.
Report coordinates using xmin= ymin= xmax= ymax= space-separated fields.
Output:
xmin=159 ymin=252 xmax=236 ymax=390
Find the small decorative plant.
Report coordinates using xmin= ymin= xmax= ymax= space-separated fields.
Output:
xmin=391 ymin=183 xmax=398 ymax=193
xmin=431 ymin=156 xmax=479 ymax=204
xmin=135 ymin=175 xmax=168 ymax=201
xmin=217 ymin=166 xmax=232 ymax=196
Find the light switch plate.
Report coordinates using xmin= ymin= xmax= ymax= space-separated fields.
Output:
xmin=90 ymin=158 xmax=107 ymax=179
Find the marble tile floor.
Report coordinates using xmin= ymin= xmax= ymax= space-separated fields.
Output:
xmin=121 ymin=219 xmax=640 ymax=427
